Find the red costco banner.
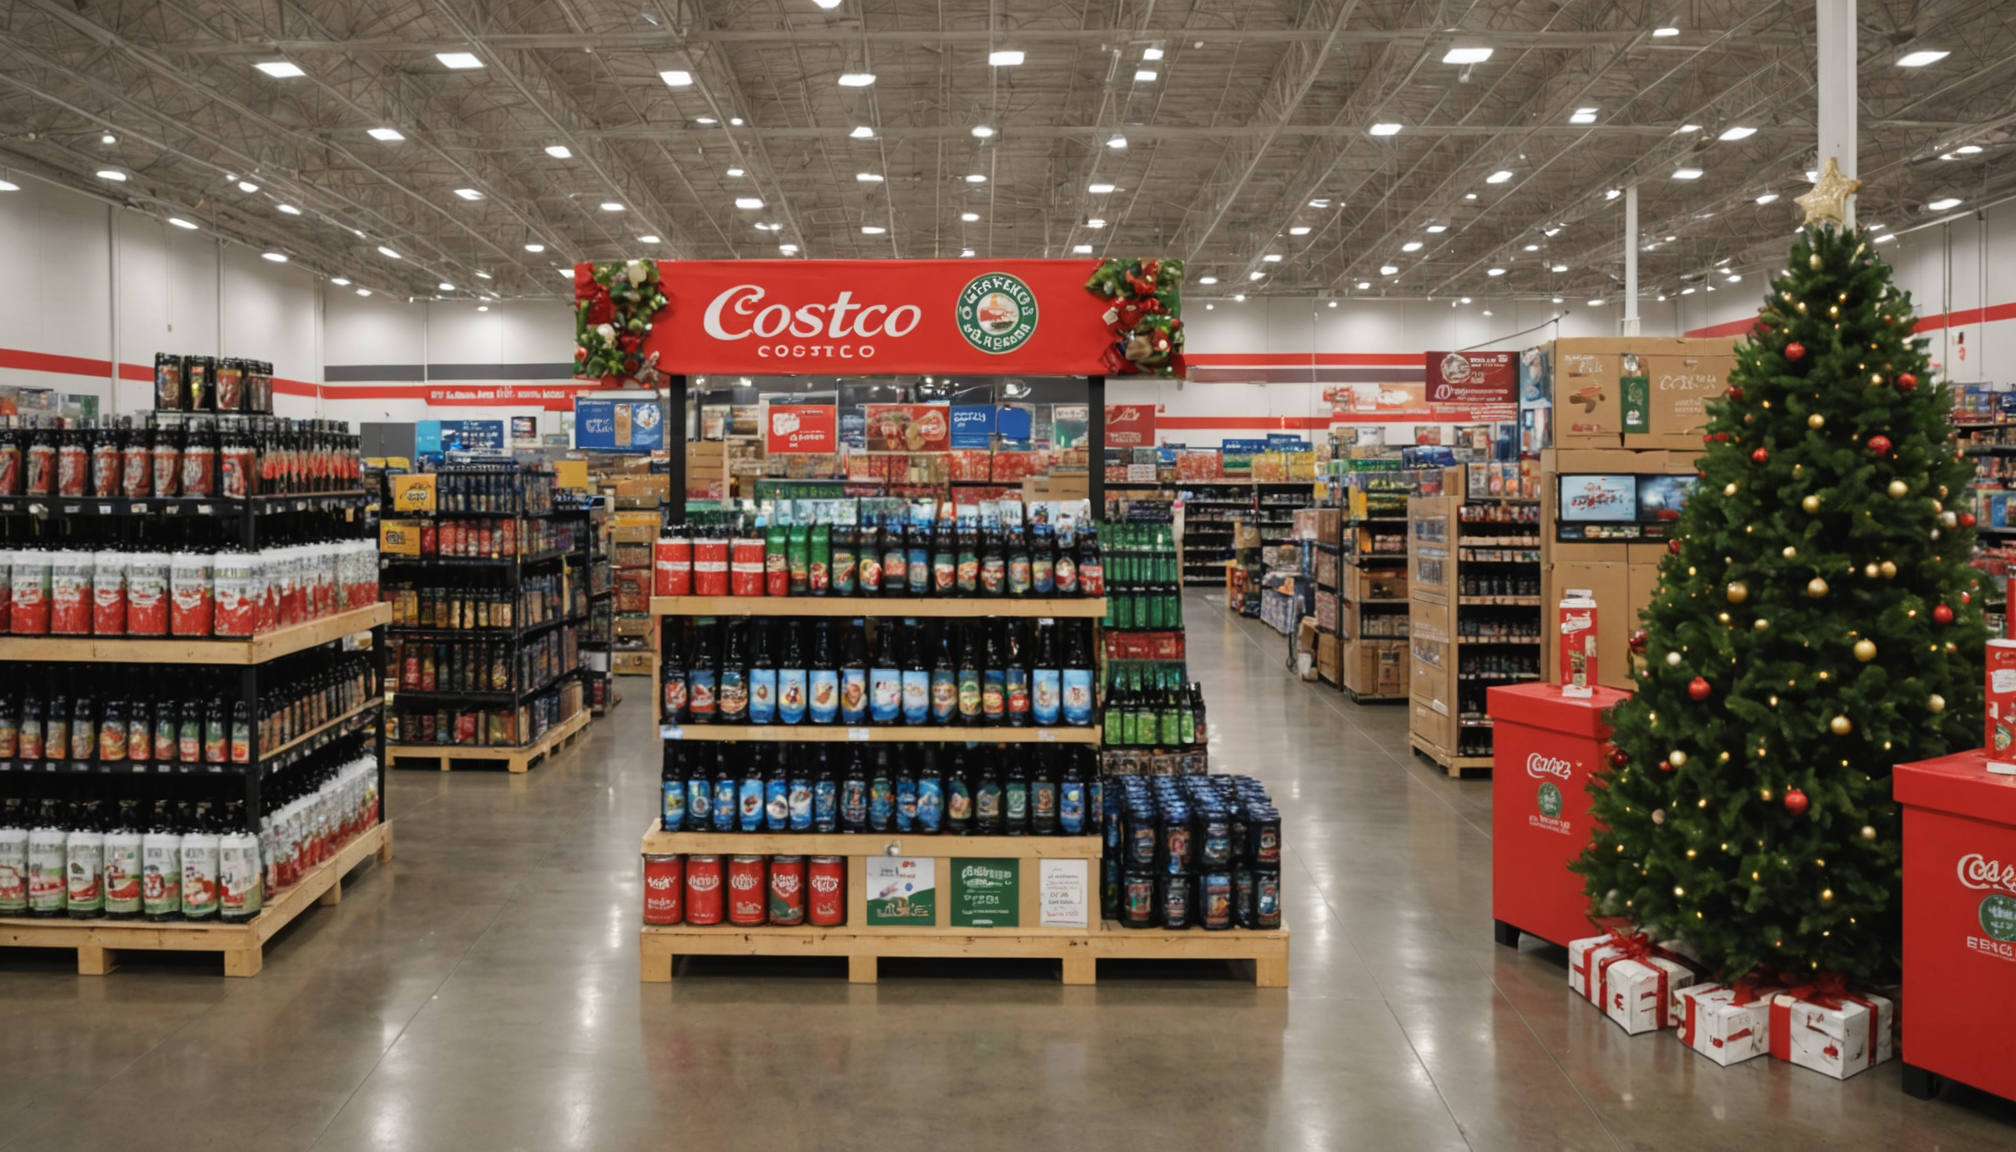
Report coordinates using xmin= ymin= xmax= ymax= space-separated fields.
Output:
xmin=862 ymin=404 xmax=951 ymax=451
xmin=637 ymin=259 xmax=1116 ymax=376
xmin=1104 ymin=404 xmax=1159 ymax=448
xmin=765 ymin=404 xmax=838 ymax=453
xmin=1425 ymin=351 xmax=1516 ymax=406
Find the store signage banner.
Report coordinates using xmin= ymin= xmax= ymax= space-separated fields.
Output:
xmin=950 ymin=858 xmax=1020 ymax=928
xmin=416 ymin=420 xmax=505 ymax=454
xmin=639 ymin=259 xmax=1114 ymax=375
xmin=1426 ymin=351 xmax=1517 ymax=406
xmin=426 ymin=383 xmax=595 ymax=411
xmin=949 ymin=404 xmax=997 ymax=449
xmin=574 ymin=396 xmax=666 ymax=451
xmin=1051 ymin=405 xmax=1088 ymax=449
xmin=1105 ymin=403 xmax=1158 ymax=448
xmin=997 ymin=404 xmax=1034 ymax=444
xmin=1325 ymin=381 xmax=1515 ymax=423
xmin=863 ymin=403 xmax=951 ymax=451
xmin=510 ymin=416 xmax=538 ymax=444
xmin=765 ymin=403 xmax=838 ymax=453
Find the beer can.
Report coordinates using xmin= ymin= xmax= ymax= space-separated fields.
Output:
xmin=1254 ymin=867 xmax=1281 ymax=929
xmin=727 ymin=854 xmax=767 ymax=925
xmin=807 ymin=856 xmax=846 ymax=925
xmin=766 ymin=855 xmax=806 ymax=926
xmin=1159 ymin=872 xmax=1194 ymax=930
xmin=653 ymin=537 xmax=692 ymax=597
xmin=1121 ymin=867 xmax=1156 ymax=928
xmin=642 ymin=853 xmax=684 ymax=925
xmin=1199 ymin=870 xmax=1234 ymax=931
xmin=684 ymin=854 xmax=724 ymax=925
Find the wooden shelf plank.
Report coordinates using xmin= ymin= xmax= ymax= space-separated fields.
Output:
xmin=650 ymin=596 xmax=1106 ymax=618
xmin=640 ymin=826 xmax=1103 ymax=858
xmin=261 ymin=699 xmax=382 ymax=761
xmin=387 ymin=707 xmax=591 ymax=773
xmin=0 ymin=603 xmax=392 ymax=665
xmin=658 ymin=723 xmax=1100 ymax=744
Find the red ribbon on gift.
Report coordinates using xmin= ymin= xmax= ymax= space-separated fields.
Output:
xmin=1768 ymin=970 xmax=1884 ymax=1068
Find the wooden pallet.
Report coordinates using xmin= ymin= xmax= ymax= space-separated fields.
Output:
xmin=388 ymin=708 xmax=591 ymax=773
xmin=1343 ymin=688 xmax=1407 ymax=705
xmin=1409 ymin=732 xmax=1492 ymax=778
xmin=639 ymin=919 xmax=1288 ymax=986
xmin=0 ymin=821 xmax=391 ymax=976
xmin=0 ymin=603 xmax=391 ymax=665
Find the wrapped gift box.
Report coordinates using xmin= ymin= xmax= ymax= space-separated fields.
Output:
xmin=1602 ymin=956 xmax=1698 ymax=1034
xmin=1675 ymin=983 xmax=1776 ymax=1065
xmin=1568 ymin=934 xmax=1627 ymax=1003
xmin=1769 ymin=989 xmax=1895 ymax=1079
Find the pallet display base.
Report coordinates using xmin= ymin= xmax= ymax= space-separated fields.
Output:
xmin=1410 ymin=732 xmax=1492 ymax=778
xmin=1345 ymin=689 xmax=1407 ymax=705
xmin=389 ymin=708 xmax=591 ymax=773
xmin=0 ymin=820 xmax=392 ymax=977
xmin=639 ymin=919 xmax=1288 ymax=986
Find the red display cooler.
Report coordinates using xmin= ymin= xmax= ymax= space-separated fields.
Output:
xmin=1894 ymin=748 xmax=2016 ymax=1104
xmin=1487 ymin=682 xmax=1630 ymax=949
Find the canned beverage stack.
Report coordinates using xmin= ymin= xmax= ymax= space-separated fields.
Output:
xmin=643 ymin=852 xmax=846 ymax=927
xmin=1103 ymin=773 xmax=1281 ymax=931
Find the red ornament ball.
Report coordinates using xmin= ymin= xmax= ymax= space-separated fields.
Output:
xmin=1728 ymin=386 xmax=1746 ymax=401
xmin=1609 ymin=749 xmax=1630 ymax=768
xmin=1933 ymin=603 xmax=1955 ymax=625
xmin=1962 ymin=590 xmax=1973 ymax=604
xmin=1629 ymin=629 xmax=1649 ymax=653
xmin=1960 ymin=511 xmax=1977 ymax=528
xmin=1751 ymin=447 xmax=1769 ymax=463
xmin=1784 ymin=789 xmax=1810 ymax=816
xmin=1667 ymin=538 xmax=1682 ymax=555
xmin=1868 ymin=435 xmax=1893 ymax=457
xmin=1687 ymin=677 xmax=1712 ymax=701
xmin=1897 ymin=372 xmax=1919 ymax=391
xmin=1785 ymin=342 xmax=1807 ymax=362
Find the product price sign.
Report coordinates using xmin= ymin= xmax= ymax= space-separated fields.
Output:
xmin=866 ymin=857 xmax=936 ymax=925
xmin=1037 ymin=858 xmax=1090 ymax=928
xmin=1051 ymin=405 xmax=1088 ymax=450
xmin=765 ymin=404 xmax=838 ymax=453
xmin=390 ymin=474 xmax=436 ymax=513
xmin=950 ymin=858 xmax=1020 ymax=927
xmin=949 ymin=404 xmax=997 ymax=449
xmin=863 ymin=404 xmax=951 ymax=451
xmin=575 ymin=397 xmax=667 ymax=451
xmin=1104 ymin=403 xmax=1158 ymax=448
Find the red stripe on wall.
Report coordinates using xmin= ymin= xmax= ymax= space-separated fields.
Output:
xmin=1687 ymin=297 xmax=2016 ymax=339
xmin=1157 ymin=416 xmax=1334 ymax=430
xmin=1682 ymin=317 xmax=1765 ymax=339
xmin=0 ymin=348 xmax=117 ymax=378
xmin=1183 ymin=352 xmax=1418 ymax=366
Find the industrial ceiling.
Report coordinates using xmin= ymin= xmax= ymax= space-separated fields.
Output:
xmin=1 ymin=0 xmax=2008 ymax=306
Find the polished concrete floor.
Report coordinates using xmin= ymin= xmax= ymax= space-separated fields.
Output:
xmin=4 ymin=593 xmax=2013 ymax=1151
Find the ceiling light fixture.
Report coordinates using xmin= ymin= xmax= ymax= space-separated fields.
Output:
xmin=727 ymin=168 xmax=745 ymax=177
xmin=97 ymin=170 xmax=127 ymax=182
xmin=261 ymin=252 xmax=287 ymax=263
xmin=368 ymin=127 xmax=404 ymax=141
xmin=1718 ymin=126 xmax=1757 ymax=141
xmin=101 ymin=134 xmax=116 ymax=145
xmin=475 ymin=271 xmax=492 ymax=279
xmin=960 ymin=248 xmax=975 ymax=257
xmin=237 ymin=180 xmax=259 ymax=193
xmin=837 ymin=73 xmax=877 ymax=87
xmin=1654 ymin=26 xmax=1680 ymax=37
xmin=1677 ymin=124 xmax=1703 ymax=133
xmin=1369 ymin=123 xmax=1402 ymax=136
xmin=735 ymin=197 xmax=763 ymax=208
xmin=167 ymin=217 xmax=197 ymax=229
xmin=1426 ymin=224 xmax=1447 ymax=233
xmin=695 ymin=117 xmax=717 ymax=125
xmin=1604 ymin=188 xmax=1621 ymax=199
xmin=1234 ymin=294 xmax=1246 ymax=302
xmin=1755 ymin=192 xmax=1779 ymax=205
xmin=639 ymin=234 xmax=662 ymax=243
xmin=1261 ymin=254 xmax=1282 ymax=263
xmin=781 ymin=243 xmax=800 ymax=253
xmin=1876 ymin=233 xmax=1897 ymax=244
xmin=1588 ymin=299 xmax=1605 ymax=306
xmin=477 ymin=305 xmax=488 ymax=312
xmin=1198 ymin=276 xmax=1219 ymax=285
xmin=377 ymin=246 xmax=401 ymax=259
xmin=1486 ymin=170 xmax=1513 ymax=183
xmin=1928 ymin=196 xmax=1963 ymax=210
xmin=276 ymin=204 xmax=301 ymax=215
xmin=1464 ymin=192 xmax=1478 ymax=200
xmin=601 ymin=201 xmax=625 ymax=211
xmin=437 ymin=282 xmax=455 ymax=291
xmin=856 ymin=172 xmax=884 ymax=182
xmin=1487 ymin=267 xmax=1506 ymax=276
xmin=545 ymin=145 xmax=572 ymax=159
xmin=1898 ymin=50 xmax=1950 ymax=67
xmin=1550 ymin=263 xmax=1568 ymax=272
xmin=356 ymin=289 xmax=372 ymax=297
xmin=1089 ymin=182 xmax=1115 ymax=193
xmin=1142 ymin=47 xmax=1165 ymax=61
xmin=255 ymin=61 xmax=305 ymax=78
xmin=862 ymin=225 xmax=887 ymax=234
xmin=960 ymin=212 xmax=980 ymax=222
xmin=525 ymin=243 xmax=545 ymax=252
xmin=1524 ymin=243 xmax=1540 ymax=251
xmin=1107 ymin=135 xmax=1128 ymax=149
xmin=731 ymin=118 xmax=743 ymax=126
xmin=989 ymin=50 xmax=1024 ymax=66
xmin=454 ymin=188 xmax=483 ymax=200
xmin=1248 ymin=271 xmax=1264 ymax=280
xmin=850 ymin=126 xmax=875 ymax=139
xmin=1957 ymin=144 xmax=1984 ymax=154
xmin=1672 ymin=167 xmax=1704 ymax=179
xmin=1460 ymin=297 xmax=1472 ymax=304
xmin=1290 ymin=226 xmax=1311 ymax=235
xmin=1402 ymin=241 xmax=1423 ymax=252
xmin=971 ymin=125 xmax=995 ymax=138
xmin=966 ymin=174 xmax=987 ymax=183
xmin=1309 ymin=198 xmax=1331 ymax=208
xmin=1544 ymin=226 xmax=1562 ymax=236
xmin=1357 ymin=281 xmax=1371 ymax=289
xmin=1086 ymin=218 xmax=1106 ymax=228
xmin=811 ymin=0 xmax=842 ymax=8
xmin=436 ymin=52 xmax=484 ymax=70
xmin=1134 ymin=69 xmax=1158 ymax=82
xmin=1569 ymin=108 xmax=1598 ymax=124
xmin=1379 ymin=264 xmax=1398 ymax=275
xmin=330 ymin=277 xmax=350 ymax=285
xmin=1073 ymin=244 xmax=1093 ymax=254
xmin=1442 ymin=47 xmax=1494 ymax=64
xmin=1727 ymin=274 xmax=1742 ymax=282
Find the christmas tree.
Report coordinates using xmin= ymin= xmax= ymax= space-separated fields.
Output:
xmin=1574 ymin=164 xmax=1988 ymax=983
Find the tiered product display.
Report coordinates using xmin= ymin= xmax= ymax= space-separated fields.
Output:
xmin=0 ymin=419 xmax=390 ymax=977
xmin=567 ymin=493 xmax=617 ymax=712
xmin=1334 ymin=466 xmax=1412 ymax=700
xmin=379 ymin=465 xmax=591 ymax=772
xmin=1410 ymin=466 xmax=1543 ymax=775
xmin=609 ymin=508 xmax=658 ymax=676
xmin=1955 ymin=401 xmax=2013 ymax=637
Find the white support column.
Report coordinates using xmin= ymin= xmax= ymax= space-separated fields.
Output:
xmin=1817 ymin=0 xmax=1858 ymax=227
xmin=1623 ymin=184 xmax=1641 ymax=336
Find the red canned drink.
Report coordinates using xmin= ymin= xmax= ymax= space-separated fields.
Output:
xmin=684 ymin=854 xmax=724 ymax=925
xmin=727 ymin=854 xmax=767 ymax=925
xmin=642 ymin=853 xmax=684 ymax=925
xmin=807 ymin=856 xmax=846 ymax=926
xmin=693 ymin=534 xmax=730 ymax=596
xmin=654 ymin=537 xmax=692 ymax=597
xmin=767 ymin=855 xmax=806 ymax=926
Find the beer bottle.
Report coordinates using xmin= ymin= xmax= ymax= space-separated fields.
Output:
xmin=228 ymin=700 xmax=251 ymax=765
xmin=686 ymin=619 xmax=719 ymax=724
xmin=979 ymin=523 xmax=1005 ymax=596
xmin=710 ymin=748 xmax=736 ymax=831
xmin=685 ymin=754 xmax=711 ymax=833
xmin=1062 ymin=621 xmax=1095 ymax=727
xmin=778 ymin=621 xmax=809 ymax=725
xmin=72 ymin=693 xmax=98 ymax=768
xmin=18 ymin=687 xmax=42 ymax=763
xmin=1031 ymin=522 xmax=1055 ymax=595
xmin=839 ymin=618 xmax=870 ymax=724
xmin=882 ymin=519 xmax=908 ymax=597
xmin=974 ymin=752 xmax=1003 ymax=834
xmin=894 ymin=753 xmax=918 ymax=832
xmin=956 ymin=518 xmax=980 ymax=595
xmin=1058 ymin=752 xmax=1086 ymax=836
xmin=1084 ymin=750 xmax=1104 ymax=833
xmin=832 ymin=522 xmax=858 ymax=595
xmin=1054 ymin=519 xmax=1079 ymax=595
xmin=812 ymin=747 xmax=839 ymax=832
xmin=858 ymin=516 xmax=884 ymax=595
xmin=104 ymin=797 xmax=142 ymax=919
xmin=1160 ymin=677 xmax=1183 ymax=747
xmin=737 ymin=746 xmax=764 ymax=832
xmin=945 ymin=748 xmax=973 ymax=833
xmin=154 ymin=695 xmax=177 ymax=766
xmin=661 ymin=745 xmax=688 ymax=831
xmin=841 ymin=747 xmax=869 ymax=832
xmin=1079 ymin=523 xmax=1104 ymax=597
xmin=127 ymin=696 xmax=151 ymax=770
xmin=1006 ymin=523 xmax=1032 ymax=596
xmin=177 ymin=699 xmax=202 ymax=767
xmin=45 ymin=689 xmax=68 ymax=765
xmin=1003 ymin=748 xmax=1029 ymax=836
xmin=957 ymin=623 xmax=983 ymax=726
xmin=931 ymin=516 xmax=956 ymax=595
xmin=1031 ymin=748 xmax=1059 ymax=836
xmin=1033 ymin=620 xmax=1062 ymax=727
xmin=809 ymin=621 xmax=840 ymax=724
xmin=915 ymin=746 xmax=943 ymax=833
xmin=901 ymin=619 xmax=930 ymax=726
xmin=930 ymin=621 xmax=958 ymax=725
xmin=717 ymin=620 xmax=750 ymax=724
xmin=869 ymin=619 xmax=903 ymax=724
xmin=747 ymin=621 xmax=778 ymax=725
xmin=141 ymin=797 xmax=181 ymax=921
xmin=981 ymin=623 xmax=1006 ymax=726
xmin=868 ymin=748 xmax=895 ymax=832
xmin=788 ymin=747 xmax=814 ymax=832
xmin=764 ymin=746 xmax=790 ymax=832
xmin=1004 ymin=620 xmax=1030 ymax=728
xmin=66 ymin=797 xmax=105 ymax=919
xmin=1189 ymin=683 xmax=1208 ymax=749
xmin=906 ymin=520 xmax=930 ymax=597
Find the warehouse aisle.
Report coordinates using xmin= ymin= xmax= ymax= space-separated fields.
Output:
xmin=3 ymin=592 xmax=2012 ymax=1151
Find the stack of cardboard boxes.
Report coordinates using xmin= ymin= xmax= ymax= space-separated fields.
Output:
xmin=1540 ymin=336 xmax=1738 ymax=691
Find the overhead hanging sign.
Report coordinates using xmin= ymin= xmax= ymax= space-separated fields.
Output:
xmin=862 ymin=403 xmax=951 ymax=451
xmin=635 ymin=259 xmax=1119 ymax=375
xmin=765 ymin=404 xmax=838 ymax=453
xmin=1104 ymin=403 xmax=1158 ymax=448
xmin=949 ymin=405 xmax=997 ymax=449
xmin=574 ymin=396 xmax=666 ymax=451
xmin=1426 ymin=351 xmax=1517 ymax=407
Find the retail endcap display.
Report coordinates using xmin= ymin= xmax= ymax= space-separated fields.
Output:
xmin=154 ymin=352 xmax=277 ymax=415
xmin=1104 ymin=773 xmax=1280 ymax=931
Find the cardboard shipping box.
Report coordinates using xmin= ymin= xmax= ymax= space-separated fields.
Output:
xmin=1551 ymin=340 xmax=1630 ymax=447
xmin=1346 ymin=639 xmax=1406 ymax=697
xmin=1624 ymin=337 xmax=1740 ymax=449
xmin=1541 ymin=560 xmax=1662 ymax=691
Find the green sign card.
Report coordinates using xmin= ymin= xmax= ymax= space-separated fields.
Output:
xmin=951 ymin=858 xmax=1020 ymax=928
xmin=865 ymin=857 xmax=936 ymax=926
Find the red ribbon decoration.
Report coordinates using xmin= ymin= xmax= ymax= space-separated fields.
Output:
xmin=1767 ymin=970 xmax=1885 ymax=1068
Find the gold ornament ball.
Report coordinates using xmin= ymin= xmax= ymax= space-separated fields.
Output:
xmin=1723 ymin=482 xmax=1738 ymax=497
xmin=1830 ymin=714 xmax=1853 ymax=735
xmin=1880 ymin=560 xmax=1898 ymax=579
xmin=1652 ymin=809 xmax=1666 ymax=825
xmin=1668 ymin=750 xmax=1689 ymax=769
xmin=1807 ymin=577 xmax=1830 ymax=599
xmin=1940 ymin=484 xmax=1950 ymax=498
xmin=1861 ymin=825 xmax=1878 ymax=841
xmin=1888 ymin=480 xmax=1909 ymax=498
xmin=1864 ymin=563 xmax=1881 ymax=579
xmin=1809 ymin=253 xmax=1823 ymax=270
xmin=1665 ymin=651 xmax=1683 ymax=666
xmin=1802 ymin=494 xmax=1822 ymax=513
xmin=1829 ymin=304 xmax=1841 ymax=317
xmin=1797 ymin=301 xmax=1808 ymax=313
xmin=1726 ymin=581 xmax=1749 ymax=604
xmin=1784 ymin=546 xmax=1799 ymax=559
xmin=1808 ymin=413 xmax=1825 ymax=429
xmin=1754 ymin=618 xmax=1770 ymax=632
xmin=1871 ymin=372 xmax=1885 ymax=386
xmin=1854 ymin=639 xmax=1877 ymax=662
xmin=1929 ymin=694 xmax=1947 ymax=714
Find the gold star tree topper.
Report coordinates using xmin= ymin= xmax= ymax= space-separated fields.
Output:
xmin=1796 ymin=157 xmax=1863 ymax=227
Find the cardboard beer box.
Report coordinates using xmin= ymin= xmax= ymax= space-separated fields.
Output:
xmin=1559 ymin=589 xmax=1597 ymax=698
xmin=1988 ymin=639 xmax=2016 ymax=774
xmin=1673 ymin=983 xmax=1776 ymax=1066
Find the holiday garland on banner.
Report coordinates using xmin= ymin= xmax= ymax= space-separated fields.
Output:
xmin=574 ymin=259 xmax=669 ymax=384
xmin=1085 ymin=257 xmax=1186 ymax=377
xmin=1573 ymin=160 xmax=1987 ymax=983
